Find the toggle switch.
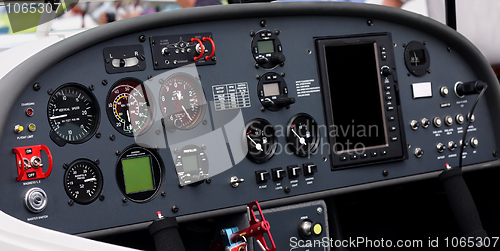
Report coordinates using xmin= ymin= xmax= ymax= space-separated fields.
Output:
xmin=271 ymin=167 xmax=286 ymax=181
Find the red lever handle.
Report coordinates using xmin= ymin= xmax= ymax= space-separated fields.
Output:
xmin=191 ymin=38 xmax=204 ymax=61
xmin=202 ymin=37 xmax=215 ymax=60
xmin=230 ymin=201 xmax=276 ymax=251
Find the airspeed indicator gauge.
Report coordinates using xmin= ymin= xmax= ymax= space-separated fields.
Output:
xmin=106 ymin=78 xmax=153 ymax=136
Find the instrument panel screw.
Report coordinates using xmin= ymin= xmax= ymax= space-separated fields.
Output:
xmin=155 ymin=129 xmax=161 ymax=135
xmin=88 ymin=85 xmax=95 ymax=91
xmin=447 ymin=47 xmax=452 ymax=52
xmin=316 ymin=207 xmax=323 ymax=215
xmin=174 ymin=148 xmax=179 ymax=154
xmin=250 ymin=31 xmax=255 ymax=37
xmin=161 ymin=191 xmax=166 ymax=197
xmin=261 ymin=107 xmax=265 ymax=112
xmin=383 ymin=170 xmax=389 ymax=176
xmin=202 ymin=120 xmax=208 ymax=125
xmin=105 ymin=59 xmax=110 ymax=64
xmin=109 ymin=134 xmax=115 ymax=141
xmin=211 ymin=56 xmax=216 ymax=61
xmin=426 ymin=69 xmax=431 ymax=73
xmin=407 ymin=72 xmax=411 ymax=76
xmin=281 ymin=72 xmax=285 ymax=77
xmin=154 ymin=62 xmax=158 ymax=66
xmin=280 ymin=62 xmax=285 ymax=67
xmin=33 ymin=83 xmax=41 ymax=91
xmin=284 ymin=186 xmax=291 ymax=193
xmin=493 ymin=151 xmax=498 ymax=157
xmin=402 ymin=43 xmax=407 ymax=48
xmin=140 ymin=55 xmax=146 ymax=61
xmin=255 ymin=63 xmax=259 ymax=69
xmin=47 ymin=89 xmax=53 ymax=95
xmin=202 ymin=144 xmax=207 ymax=150
xmin=102 ymin=80 xmax=108 ymax=85
xmin=151 ymin=40 xmax=155 ymax=45
xmin=256 ymin=75 xmax=260 ymax=79
xmin=68 ymin=199 xmax=74 ymax=206
xmin=423 ymin=41 xmax=426 ymax=45
xmin=274 ymin=29 xmax=280 ymax=35
xmin=206 ymin=178 xmax=211 ymax=184
xmin=99 ymin=195 xmax=105 ymax=201
xmin=96 ymin=132 xmax=101 ymax=138
xmin=94 ymin=159 xmax=100 ymax=165
xmin=172 ymin=205 xmax=179 ymax=213
xmin=260 ymin=20 xmax=267 ymax=27
xmin=115 ymin=150 xmax=121 ymax=156
xmin=220 ymin=229 xmax=226 ymax=235
xmin=367 ymin=19 xmax=374 ymax=26
xmin=122 ymin=198 xmax=128 ymax=203
xmin=139 ymin=35 xmax=146 ymax=42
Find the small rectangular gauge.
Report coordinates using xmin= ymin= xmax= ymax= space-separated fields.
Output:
xmin=103 ymin=44 xmax=146 ymax=74
xmin=263 ymin=82 xmax=280 ymax=96
xmin=181 ymin=155 xmax=199 ymax=172
xmin=257 ymin=40 xmax=275 ymax=54
xmin=122 ymin=156 xmax=155 ymax=194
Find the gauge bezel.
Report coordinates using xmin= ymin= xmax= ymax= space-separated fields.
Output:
xmin=245 ymin=118 xmax=278 ymax=163
xmin=47 ymin=83 xmax=100 ymax=146
xmin=286 ymin=113 xmax=320 ymax=157
xmin=105 ymin=77 xmax=154 ymax=137
xmin=63 ymin=159 xmax=103 ymax=205
xmin=159 ymin=73 xmax=207 ymax=131
xmin=115 ymin=145 xmax=164 ymax=203
xmin=404 ymin=41 xmax=430 ymax=77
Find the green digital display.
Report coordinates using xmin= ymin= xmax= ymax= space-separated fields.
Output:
xmin=182 ymin=155 xmax=199 ymax=172
xmin=257 ymin=40 xmax=275 ymax=54
xmin=122 ymin=156 xmax=155 ymax=194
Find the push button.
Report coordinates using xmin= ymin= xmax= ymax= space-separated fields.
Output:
xmin=271 ymin=167 xmax=286 ymax=181
xmin=288 ymin=165 xmax=302 ymax=178
xmin=255 ymin=170 xmax=270 ymax=184
xmin=302 ymin=163 xmax=317 ymax=176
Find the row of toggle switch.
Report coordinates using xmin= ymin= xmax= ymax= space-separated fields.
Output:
xmin=414 ymin=137 xmax=479 ymax=157
xmin=410 ymin=113 xmax=475 ymax=130
xmin=255 ymin=163 xmax=317 ymax=184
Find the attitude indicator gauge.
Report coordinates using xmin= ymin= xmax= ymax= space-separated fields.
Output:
xmin=159 ymin=73 xmax=206 ymax=130
xmin=286 ymin=113 xmax=320 ymax=157
xmin=64 ymin=159 xmax=103 ymax=205
xmin=106 ymin=78 xmax=153 ymax=136
xmin=47 ymin=83 xmax=100 ymax=146
xmin=245 ymin=118 xmax=277 ymax=163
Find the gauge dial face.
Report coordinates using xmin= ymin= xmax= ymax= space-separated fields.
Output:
xmin=159 ymin=74 xmax=205 ymax=130
xmin=287 ymin=113 xmax=320 ymax=157
xmin=64 ymin=159 xmax=103 ymax=205
xmin=245 ymin=118 xmax=277 ymax=163
xmin=47 ymin=84 xmax=100 ymax=144
xmin=106 ymin=78 xmax=152 ymax=136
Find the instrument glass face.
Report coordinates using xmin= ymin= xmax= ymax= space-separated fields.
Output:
xmin=64 ymin=159 xmax=103 ymax=205
xmin=106 ymin=78 xmax=152 ymax=136
xmin=47 ymin=84 xmax=100 ymax=144
xmin=159 ymin=74 xmax=204 ymax=130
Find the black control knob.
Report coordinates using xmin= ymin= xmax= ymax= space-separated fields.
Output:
xmin=381 ymin=67 xmax=392 ymax=77
xmin=276 ymin=97 xmax=295 ymax=107
xmin=161 ymin=47 xmax=170 ymax=56
xmin=271 ymin=54 xmax=286 ymax=65
xmin=455 ymin=81 xmax=487 ymax=97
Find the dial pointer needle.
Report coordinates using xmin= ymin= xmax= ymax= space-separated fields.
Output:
xmin=247 ymin=134 xmax=263 ymax=151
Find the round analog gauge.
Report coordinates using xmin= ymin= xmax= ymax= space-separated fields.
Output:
xmin=286 ymin=113 xmax=320 ymax=157
xmin=106 ymin=78 xmax=153 ymax=136
xmin=159 ymin=74 xmax=205 ymax=130
xmin=47 ymin=83 xmax=100 ymax=146
xmin=245 ymin=118 xmax=277 ymax=163
xmin=64 ymin=159 xmax=103 ymax=205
